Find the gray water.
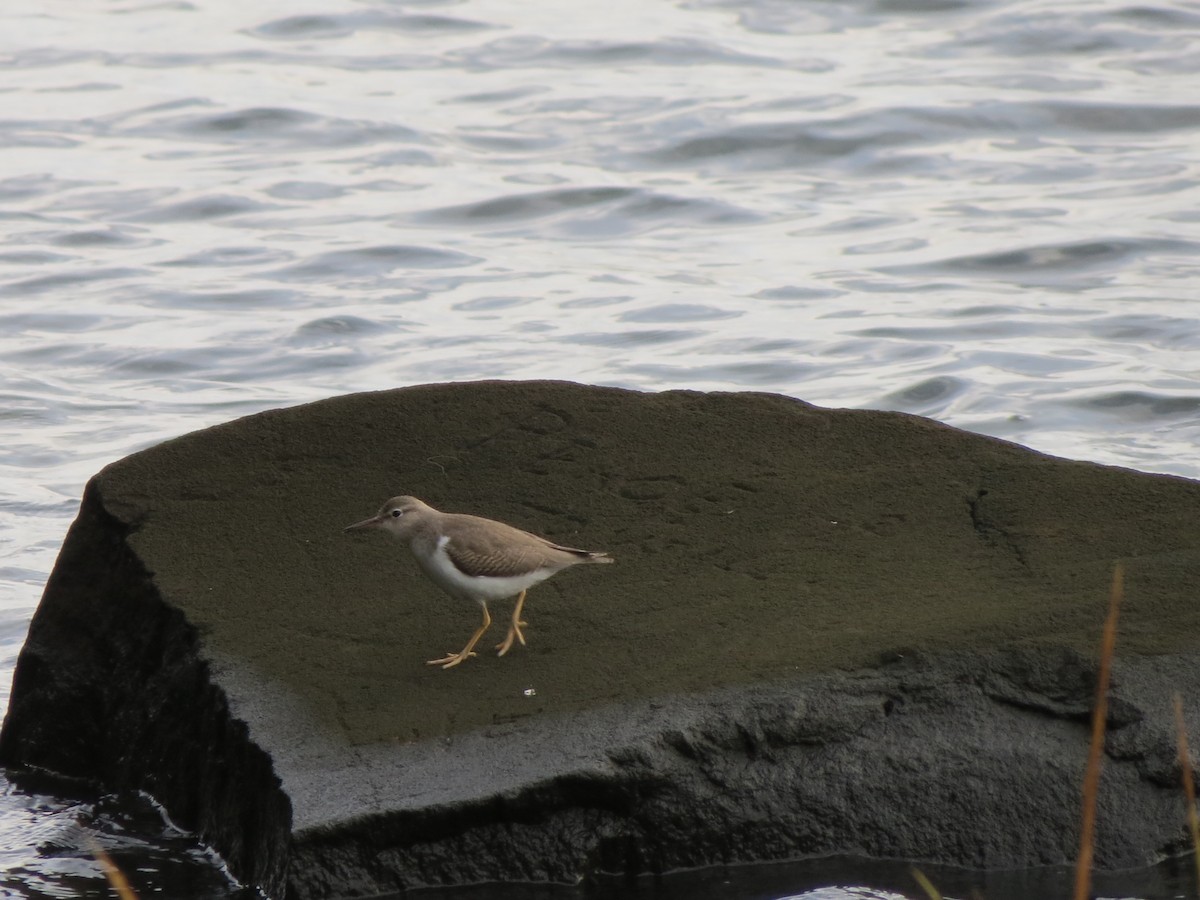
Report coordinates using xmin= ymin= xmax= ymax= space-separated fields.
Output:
xmin=3 ymin=0 xmax=1199 ymax=896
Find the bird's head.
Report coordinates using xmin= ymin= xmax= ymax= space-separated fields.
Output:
xmin=344 ymin=495 xmax=431 ymax=539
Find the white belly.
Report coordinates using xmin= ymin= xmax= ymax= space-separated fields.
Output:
xmin=414 ymin=536 xmax=554 ymax=604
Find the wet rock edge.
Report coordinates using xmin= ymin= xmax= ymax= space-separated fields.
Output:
xmin=282 ymin=646 xmax=1198 ymax=897
xmin=0 ymin=482 xmax=292 ymax=897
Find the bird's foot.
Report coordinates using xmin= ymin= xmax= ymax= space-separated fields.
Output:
xmin=426 ymin=649 xmax=477 ymax=669
xmin=495 ymin=620 xmax=528 ymax=657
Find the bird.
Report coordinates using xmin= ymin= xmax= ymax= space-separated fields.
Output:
xmin=344 ymin=496 xmax=613 ymax=668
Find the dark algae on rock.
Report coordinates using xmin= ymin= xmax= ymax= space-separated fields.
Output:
xmin=0 ymin=483 xmax=291 ymax=896
xmin=4 ymin=381 xmax=1200 ymax=897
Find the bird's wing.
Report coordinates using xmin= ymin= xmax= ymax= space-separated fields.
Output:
xmin=441 ymin=516 xmax=557 ymax=578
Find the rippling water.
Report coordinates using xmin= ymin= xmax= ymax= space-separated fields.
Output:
xmin=3 ymin=0 xmax=1199 ymax=896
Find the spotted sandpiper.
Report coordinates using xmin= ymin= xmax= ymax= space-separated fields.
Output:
xmin=344 ymin=496 xmax=613 ymax=668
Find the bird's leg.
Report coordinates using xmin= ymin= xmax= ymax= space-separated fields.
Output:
xmin=428 ymin=605 xmax=491 ymax=669
xmin=495 ymin=590 xmax=529 ymax=657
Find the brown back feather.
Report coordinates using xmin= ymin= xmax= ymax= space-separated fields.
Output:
xmin=439 ymin=513 xmax=610 ymax=578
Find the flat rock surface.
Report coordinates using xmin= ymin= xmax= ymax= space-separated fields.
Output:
xmin=5 ymin=381 xmax=1200 ymax=897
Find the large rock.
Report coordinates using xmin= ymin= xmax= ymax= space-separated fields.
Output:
xmin=3 ymin=381 xmax=1199 ymax=897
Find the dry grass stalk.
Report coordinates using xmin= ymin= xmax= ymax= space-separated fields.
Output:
xmin=87 ymin=840 xmax=139 ymax=900
xmin=1173 ymin=692 xmax=1200 ymax=892
xmin=909 ymin=866 xmax=943 ymax=900
xmin=1072 ymin=561 xmax=1123 ymax=900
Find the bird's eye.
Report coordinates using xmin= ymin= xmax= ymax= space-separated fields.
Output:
xmin=391 ymin=509 xmax=403 ymax=518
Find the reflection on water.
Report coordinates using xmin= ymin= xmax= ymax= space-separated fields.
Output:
xmin=0 ymin=770 xmax=252 ymax=900
xmin=3 ymin=0 xmax=1200 ymax=895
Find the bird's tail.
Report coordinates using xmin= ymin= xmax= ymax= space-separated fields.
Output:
xmin=556 ymin=545 xmax=615 ymax=564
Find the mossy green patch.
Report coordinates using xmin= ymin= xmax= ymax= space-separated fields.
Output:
xmin=92 ymin=381 xmax=1200 ymax=745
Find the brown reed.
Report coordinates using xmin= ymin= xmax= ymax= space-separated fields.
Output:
xmin=909 ymin=865 xmax=943 ymax=900
xmin=1173 ymin=692 xmax=1200 ymax=893
xmin=87 ymin=840 xmax=139 ymax=900
xmin=1072 ymin=561 xmax=1123 ymax=900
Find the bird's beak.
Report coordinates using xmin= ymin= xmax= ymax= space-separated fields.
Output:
xmin=344 ymin=514 xmax=383 ymax=533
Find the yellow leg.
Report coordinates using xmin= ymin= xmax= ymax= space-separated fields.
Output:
xmin=427 ymin=605 xmax=491 ymax=669
xmin=495 ymin=590 xmax=529 ymax=657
